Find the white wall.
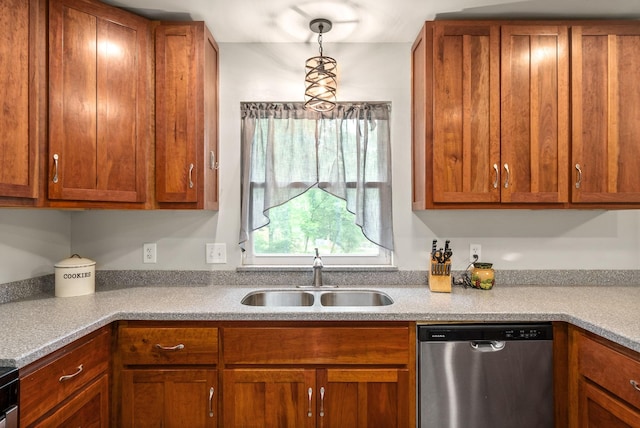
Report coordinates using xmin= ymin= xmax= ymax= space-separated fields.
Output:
xmin=0 ymin=210 xmax=71 ymax=283
xmin=2 ymin=42 xmax=637 ymax=281
xmin=68 ymin=41 xmax=640 ymax=272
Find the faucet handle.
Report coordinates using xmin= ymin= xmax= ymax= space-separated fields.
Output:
xmin=313 ymin=248 xmax=323 ymax=268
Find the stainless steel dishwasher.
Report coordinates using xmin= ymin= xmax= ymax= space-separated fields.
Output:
xmin=418 ymin=323 xmax=554 ymax=428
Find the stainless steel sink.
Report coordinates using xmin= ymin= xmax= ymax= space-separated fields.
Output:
xmin=240 ymin=290 xmax=314 ymax=306
xmin=319 ymin=290 xmax=393 ymax=307
xmin=240 ymin=289 xmax=393 ymax=307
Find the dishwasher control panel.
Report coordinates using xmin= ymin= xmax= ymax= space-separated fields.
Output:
xmin=418 ymin=323 xmax=553 ymax=341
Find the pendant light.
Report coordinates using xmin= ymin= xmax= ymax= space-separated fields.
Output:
xmin=304 ymin=18 xmax=337 ymax=112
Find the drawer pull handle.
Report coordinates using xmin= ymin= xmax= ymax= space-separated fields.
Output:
xmin=210 ymin=151 xmax=219 ymax=170
xmin=155 ymin=343 xmax=185 ymax=351
xmin=59 ymin=364 xmax=83 ymax=382
xmin=492 ymin=163 xmax=499 ymax=189
xmin=307 ymin=387 xmax=313 ymax=417
xmin=319 ymin=386 xmax=325 ymax=417
xmin=575 ymin=163 xmax=582 ymax=189
xmin=208 ymin=387 xmax=214 ymax=417
xmin=503 ymin=163 xmax=510 ymax=189
xmin=52 ymin=154 xmax=59 ymax=183
xmin=632 ymin=380 xmax=640 ymax=392
xmin=188 ymin=163 xmax=194 ymax=189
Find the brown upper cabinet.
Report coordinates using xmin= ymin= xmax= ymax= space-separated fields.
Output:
xmin=0 ymin=0 xmax=45 ymax=207
xmin=571 ymin=25 xmax=640 ymax=204
xmin=412 ymin=20 xmax=570 ymax=209
xmin=154 ymin=21 xmax=219 ymax=210
xmin=47 ymin=0 xmax=152 ymax=207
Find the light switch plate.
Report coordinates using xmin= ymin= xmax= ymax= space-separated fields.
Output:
xmin=206 ymin=243 xmax=227 ymax=264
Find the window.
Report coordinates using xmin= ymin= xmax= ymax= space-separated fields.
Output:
xmin=239 ymin=102 xmax=393 ymax=266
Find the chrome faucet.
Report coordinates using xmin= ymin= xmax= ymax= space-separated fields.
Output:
xmin=312 ymin=248 xmax=323 ymax=287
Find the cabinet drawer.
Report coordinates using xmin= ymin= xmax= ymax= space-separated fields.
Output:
xmin=119 ymin=326 xmax=218 ymax=365
xmin=20 ymin=328 xmax=110 ymax=427
xmin=578 ymin=332 xmax=640 ymax=410
xmin=223 ymin=326 xmax=410 ymax=365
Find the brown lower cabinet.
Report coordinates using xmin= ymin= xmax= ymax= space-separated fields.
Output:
xmin=223 ymin=367 xmax=409 ymax=428
xmin=568 ymin=325 xmax=640 ymax=428
xmin=19 ymin=326 xmax=111 ymax=427
xmin=114 ymin=322 xmax=219 ymax=427
xmin=24 ymin=320 xmax=640 ymax=427
xmin=113 ymin=321 xmax=415 ymax=428
xmin=221 ymin=322 xmax=414 ymax=428
xmin=121 ymin=369 xmax=217 ymax=427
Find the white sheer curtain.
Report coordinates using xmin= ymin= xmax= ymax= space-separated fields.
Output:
xmin=239 ymin=102 xmax=394 ymax=251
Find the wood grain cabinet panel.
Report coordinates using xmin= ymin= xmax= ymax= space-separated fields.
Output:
xmin=155 ymin=21 xmax=219 ymax=210
xmin=0 ymin=0 xmax=44 ymax=206
xmin=118 ymin=326 xmax=218 ymax=365
xmin=223 ymin=368 xmax=316 ymax=428
xmin=32 ymin=373 xmax=109 ymax=428
xmin=115 ymin=322 xmax=219 ymax=428
xmin=500 ymin=25 xmax=569 ymax=204
xmin=47 ymin=0 xmax=151 ymax=206
xmin=412 ymin=20 xmax=571 ymax=208
xmin=571 ymin=24 xmax=640 ymax=204
xmin=569 ymin=326 xmax=640 ymax=428
xmin=319 ymin=368 xmax=410 ymax=428
xmin=19 ymin=327 xmax=111 ymax=427
xmin=221 ymin=322 xmax=415 ymax=428
xmin=430 ymin=22 xmax=501 ymax=204
xmin=121 ymin=369 xmax=217 ymax=428
xmin=579 ymin=379 xmax=640 ymax=428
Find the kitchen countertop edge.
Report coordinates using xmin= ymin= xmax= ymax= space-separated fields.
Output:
xmin=1 ymin=283 xmax=638 ymax=368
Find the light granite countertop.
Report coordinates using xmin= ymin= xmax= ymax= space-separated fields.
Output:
xmin=1 ymin=283 xmax=639 ymax=368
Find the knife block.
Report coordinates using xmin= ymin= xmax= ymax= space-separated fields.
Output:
xmin=428 ymin=260 xmax=452 ymax=293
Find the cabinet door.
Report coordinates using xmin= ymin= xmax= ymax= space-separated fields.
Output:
xmin=571 ymin=25 xmax=640 ymax=203
xmin=0 ymin=0 xmax=42 ymax=202
xmin=579 ymin=379 xmax=640 ymax=428
xmin=155 ymin=22 xmax=219 ymax=209
xmin=223 ymin=369 xmax=316 ymax=428
xmin=431 ymin=22 xmax=501 ymax=204
xmin=33 ymin=374 xmax=109 ymax=428
xmin=318 ymin=368 xmax=409 ymax=428
xmin=48 ymin=0 xmax=150 ymax=204
xmin=501 ymin=25 xmax=569 ymax=203
xmin=121 ymin=369 xmax=217 ymax=428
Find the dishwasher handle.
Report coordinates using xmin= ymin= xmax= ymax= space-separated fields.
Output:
xmin=470 ymin=341 xmax=506 ymax=352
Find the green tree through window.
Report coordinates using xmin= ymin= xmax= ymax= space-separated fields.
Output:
xmin=254 ymin=188 xmax=378 ymax=256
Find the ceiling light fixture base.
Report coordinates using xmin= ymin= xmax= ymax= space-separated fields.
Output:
xmin=309 ymin=18 xmax=332 ymax=34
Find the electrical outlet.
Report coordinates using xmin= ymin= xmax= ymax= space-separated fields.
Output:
xmin=143 ymin=243 xmax=157 ymax=263
xmin=206 ymin=243 xmax=227 ymax=264
xmin=469 ymin=244 xmax=481 ymax=263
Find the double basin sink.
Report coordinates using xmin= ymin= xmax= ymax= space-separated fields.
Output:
xmin=241 ymin=288 xmax=394 ymax=307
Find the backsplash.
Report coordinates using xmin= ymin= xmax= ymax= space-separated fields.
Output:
xmin=2 ymin=269 xmax=639 ymax=305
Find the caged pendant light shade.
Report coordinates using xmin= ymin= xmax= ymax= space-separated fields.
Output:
xmin=304 ymin=18 xmax=337 ymax=112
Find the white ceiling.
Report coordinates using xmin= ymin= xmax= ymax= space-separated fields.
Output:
xmin=105 ymin=0 xmax=640 ymax=43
